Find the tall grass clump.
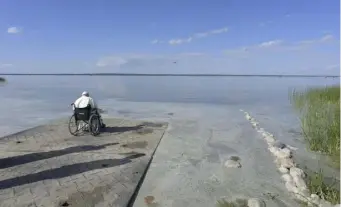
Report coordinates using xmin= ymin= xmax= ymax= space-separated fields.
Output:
xmin=290 ymin=85 xmax=340 ymax=167
xmin=290 ymin=85 xmax=340 ymax=205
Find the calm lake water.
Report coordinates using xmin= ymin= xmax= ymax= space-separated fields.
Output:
xmin=1 ymin=75 xmax=340 ymax=204
xmin=0 ymin=75 xmax=338 ymax=136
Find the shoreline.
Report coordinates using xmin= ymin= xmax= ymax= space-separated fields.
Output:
xmin=0 ymin=101 xmax=338 ymax=206
xmin=241 ymin=109 xmax=340 ymax=206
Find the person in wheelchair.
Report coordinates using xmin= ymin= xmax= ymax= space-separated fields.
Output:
xmin=73 ymin=91 xmax=106 ymax=128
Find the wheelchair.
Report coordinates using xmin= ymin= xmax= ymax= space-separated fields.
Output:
xmin=68 ymin=103 xmax=101 ymax=136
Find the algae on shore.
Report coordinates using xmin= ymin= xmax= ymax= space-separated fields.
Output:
xmin=290 ymin=85 xmax=340 ymax=204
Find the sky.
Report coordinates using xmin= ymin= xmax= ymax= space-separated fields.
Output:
xmin=0 ymin=0 xmax=339 ymax=75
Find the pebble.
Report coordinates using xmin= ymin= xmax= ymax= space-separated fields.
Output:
xmin=279 ymin=158 xmax=295 ymax=168
xmin=276 ymin=148 xmax=292 ymax=159
xmin=309 ymin=194 xmax=321 ymax=206
xmin=273 ymin=141 xmax=286 ymax=149
xmin=294 ymin=190 xmax=310 ymax=202
xmin=281 ymin=174 xmax=293 ymax=183
xmin=224 ymin=160 xmax=242 ymax=168
xmin=278 ymin=166 xmax=289 ymax=174
xmin=290 ymin=167 xmax=305 ymax=178
xmin=285 ymin=180 xmax=299 ymax=194
xmin=292 ymin=175 xmax=307 ymax=190
xmin=269 ymin=146 xmax=280 ymax=155
xmin=264 ymin=135 xmax=275 ymax=143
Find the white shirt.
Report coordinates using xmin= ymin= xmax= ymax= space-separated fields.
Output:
xmin=74 ymin=96 xmax=97 ymax=109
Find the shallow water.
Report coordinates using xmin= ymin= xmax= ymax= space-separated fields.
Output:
xmin=1 ymin=76 xmax=337 ymax=136
xmin=0 ymin=76 xmax=339 ymax=206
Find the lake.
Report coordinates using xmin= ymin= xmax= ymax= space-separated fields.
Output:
xmin=1 ymin=75 xmax=337 ymax=136
xmin=1 ymin=75 xmax=339 ymax=206
xmin=1 ymin=75 xmax=338 ymax=168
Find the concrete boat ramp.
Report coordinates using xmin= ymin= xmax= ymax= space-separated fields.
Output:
xmin=0 ymin=118 xmax=167 ymax=207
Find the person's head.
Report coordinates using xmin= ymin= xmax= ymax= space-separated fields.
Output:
xmin=82 ymin=91 xmax=89 ymax=97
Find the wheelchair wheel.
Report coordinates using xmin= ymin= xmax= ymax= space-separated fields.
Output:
xmin=89 ymin=114 xmax=100 ymax=136
xmin=68 ymin=114 xmax=79 ymax=136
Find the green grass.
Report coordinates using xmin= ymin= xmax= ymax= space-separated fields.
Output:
xmin=306 ymin=170 xmax=340 ymax=204
xmin=290 ymin=85 xmax=340 ymax=167
xmin=290 ymin=85 xmax=340 ymax=205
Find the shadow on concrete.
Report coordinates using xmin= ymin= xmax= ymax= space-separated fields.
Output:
xmin=0 ymin=143 xmax=118 ymax=169
xmin=103 ymin=125 xmax=144 ymax=133
xmin=0 ymin=153 xmax=145 ymax=190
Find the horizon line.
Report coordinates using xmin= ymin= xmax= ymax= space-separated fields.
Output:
xmin=0 ymin=73 xmax=339 ymax=78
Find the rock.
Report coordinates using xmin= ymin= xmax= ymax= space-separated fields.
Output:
xmin=290 ymin=167 xmax=305 ymax=178
xmin=251 ymin=121 xmax=258 ymax=125
xmin=285 ymin=180 xmax=299 ymax=194
xmin=278 ymin=166 xmax=289 ymax=174
xmin=273 ymin=141 xmax=286 ymax=149
xmin=292 ymin=174 xmax=307 ymax=190
xmin=308 ymin=194 xmax=321 ymax=206
xmin=246 ymin=114 xmax=252 ymax=120
xmin=333 ymin=204 xmax=341 ymax=207
xmin=269 ymin=146 xmax=280 ymax=155
xmin=266 ymin=132 xmax=275 ymax=138
xmin=319 ymin=200 xmax=333 ymax=207
xmin=275 ymin=148 xmax=292 ymax=159
xmin=264 ymin=135 xmax=275 ymax=144
xmin=294 ymin=189 xmax=310 ymax=202
xmin=274 ymin=158 xmax=282 ymax=167
xmin=279 ymin=158 xmax=295 ymax=168
xmin=224 ymin=160 xmax=242 ymax=168
xmin=257 ymin=128 xmax=265 ymax=133
xmin=247 ymin=198 xmax=266 ymax=207
xmin=281 ymin=174 xmax=293 ymax=183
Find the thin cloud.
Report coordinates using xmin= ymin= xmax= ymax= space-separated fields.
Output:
xmin=169 ymin=37 xmax=193 ymax=45
xmin=7 ymin=27 xmax=22 ymax=34
xmin=224 ymin=34 xmax=337 ymax=55
xmin=96 ymin=56 xmax=128 ymax=67
xmin=298 ymin=34 xmax=335 ymax=45
xmin=151 ymin=39 xmax=159 ymax=44
xmin=224 ymin=40 xmax=283 ymax=54
xmin=258 ymin=40 xmax=283 ymax=48
xmin=208 ymin=27 xmax=228 ymax=34
xmin=152 ymin=26 xmax=228 ymax=45
xmin=151 ymin=39 xmax=165 ymax=44
xmin=320 ymin=34 xmax=334 ymax=42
